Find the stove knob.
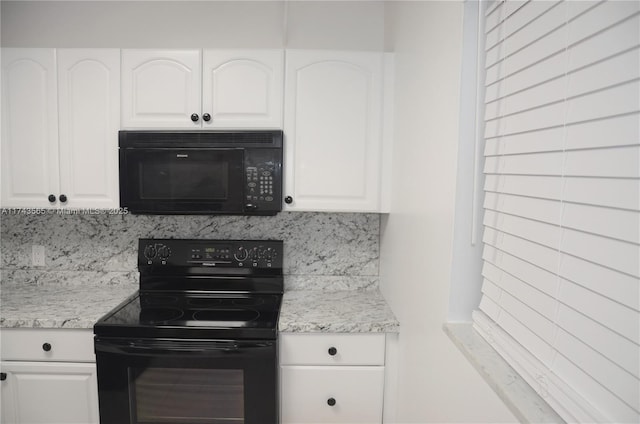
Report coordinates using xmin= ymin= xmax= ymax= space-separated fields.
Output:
xmin=157 ymin=245 xmax=170 ymax=260
xmin=234 ymin=247 xmax=249 ymax=262
xmin=144 ymin=245 xmax=157 ymax=260
xmin=263 ymin=247 xmax=274 ymax=262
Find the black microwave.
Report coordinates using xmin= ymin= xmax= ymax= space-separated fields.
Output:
xmin=118 ymin=130 xmax=283 ymax=215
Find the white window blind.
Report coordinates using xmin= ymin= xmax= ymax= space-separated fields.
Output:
xmin=472 ymin=1 xmax=640 ymax=423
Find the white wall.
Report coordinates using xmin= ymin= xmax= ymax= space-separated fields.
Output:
xmin=1 ymin=1 xmax=285 ymax=48
xmin=380 ymin=2 xmax=517 ymax=422
xmin=0 ymin=0 xmax=385 ymax=50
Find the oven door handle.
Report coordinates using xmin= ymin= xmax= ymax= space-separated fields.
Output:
xmin=95 ymin=338 xmax=273 ymax=356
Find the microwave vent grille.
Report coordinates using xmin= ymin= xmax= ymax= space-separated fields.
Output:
xmin=119 ymin=130 xmax=282 ymax=147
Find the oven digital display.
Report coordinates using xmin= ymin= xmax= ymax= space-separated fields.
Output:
xmin=191 ymin=246 xmax=232 ymax=261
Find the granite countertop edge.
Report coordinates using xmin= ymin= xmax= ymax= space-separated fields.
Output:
xmin=444 ymin=322 xmax=565 ymax=424
xmin=1 ymin=283 xmax=399 ymax=334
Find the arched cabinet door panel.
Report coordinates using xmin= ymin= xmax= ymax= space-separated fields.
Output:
xmin=57 ymin=49 xmax=120 ymax=209
xmin=121 ymin=49 xmax=201 ymax=128
xmin=203 ymin=49 xmax=284 ymax=128
xmin=1 ymin=48 xmax=60 ymax=208
xmin=284 ymin=50 xmax=384 ymax=212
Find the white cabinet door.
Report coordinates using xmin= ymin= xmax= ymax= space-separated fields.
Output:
xmin=121 ymin=49 xmax=202 ymax=128
xmin=281 ymin=366 xmax=384 ymax=424
xmin=1 ymin=48 xmax=121 ymax=209
xmin=1 ymin=48 xmax=60 ymax=208
xmin=57 ymin=49 xmax=120 ymax=208
xmin=284 ymin=50 xmax=384 ymax=212
xmin=0 ymin=361 xmax=99 ymax=424
xmin=202 ymin=49 xmax=283 ymax=128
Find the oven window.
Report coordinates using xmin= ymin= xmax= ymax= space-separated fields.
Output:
xmin=139 ymin=160 xmax=229 ymax=201
xmin=130 ymin=367 xmax=244 ymax=424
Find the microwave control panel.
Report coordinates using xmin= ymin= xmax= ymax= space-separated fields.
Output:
xmin=243 ymin=148 xmax=282 ymax=214
xmin=246 ymin=166 xmax=275 ymax=203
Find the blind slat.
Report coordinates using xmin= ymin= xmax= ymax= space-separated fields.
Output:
xmin=482 ymin=259 xmax=557 ymax=319
xmin=560 ymin=228 xmax=639 ymax=277
xmin=568 ymin=13 xmax=640 ymax=72
xmin=554 ymin=327 xmax=640 ymax=412
xmin=484 ymin=210 xmax=562 ymax=249
xmin=557 ymin=305 xmax=639 ymax=378
xmin=558 ymin=279 xmax=639 ymax=344
xmin=565 ymin=112 xmax=640 ymax=151
xmin=500 ymin=50 xmax=567 ymax=100
xmin=552 ymin=354 xmax=640 ymax=422
xmin=566 ymin=80 xmax=640 ymax=124
xmin=566 ymin=0 xmax=640 ymax=47
xmin=562 ymin=177 xmax=639 ymax=211
xmin=484 ymin=192 xmax=639 ymax=243
xmin=559 ymin=253 xmax=639 ymax=311
xmin=484 ymin=127 xmax=564 ymax=156
xmin=484 ymin=174 xmax=563 ymax=201
xmin=503 ymin=1 xmax=565 ymax=60
xmin=484 ymin=192 xmax=562 ymax=225
xmin=483 ymin=226 xmax=560 ymax=274
xmin=483 ymin=244 xmax=559 ymax=298
xmin=567 ymin=48 xmax=639 ymax=98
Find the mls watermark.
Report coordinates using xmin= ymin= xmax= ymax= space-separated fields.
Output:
xmin=1 ymin=208 xmax=129 ymax=216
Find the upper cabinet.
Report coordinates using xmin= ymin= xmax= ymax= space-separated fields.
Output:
xmin=1 ymin=49 xmax=59 ymax=208
xmin=283 ymin=50 xmax=389 ymax=212
xmin=203 ymin=50 xmax=284 ymax=128
xmin=121 ymin=49 xmax=284 ymax=129
xmin=1 ymin=48 xmax=120 ymax=209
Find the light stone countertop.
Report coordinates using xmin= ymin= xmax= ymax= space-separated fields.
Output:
xmin=0 ymin=282 xmax=138 ymax=329
xmin=444 ymin=322 xmax=564 ymax=424
xmin=1 ymin=279 xmax=399 ymax=334
xmin=279 ymin=290 xmax=399 ymax=333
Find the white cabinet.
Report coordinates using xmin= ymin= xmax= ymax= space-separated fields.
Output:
xmin=0 ymin=329 xmax=99 ymax=424
xmin=57 ymin=49 xmax=120 ymax=209
xmin=122 ymin=49 xmax=284 ymax=129
xmin=1 ymin=49 xmax=60 ymax=208
xmin=121 ymin=49 xmax=201 ymax=128
xmin=203 ymin=50 xmax=284 ymax=128
xmin=280 ymin=333 xmax=386 ymax=424
xmin=1 ymin=48 xmax=120 ymax=209
xmin=283 ymin=50 xmax=387 ymax=212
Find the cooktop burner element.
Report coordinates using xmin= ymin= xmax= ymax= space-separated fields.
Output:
xmin=192 ymin=309 xmax=260 ymax=322
xmin=139 ymin=307 xmax=184 ymax=324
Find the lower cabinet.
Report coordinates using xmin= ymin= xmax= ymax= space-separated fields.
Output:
xmin=0 ymin=328 xmax=99 ymax=424
xmin=280 ymin=333 xmax=386 ymax=424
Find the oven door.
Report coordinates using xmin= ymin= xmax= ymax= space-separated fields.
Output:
xmin=94 ymin=337 xmax=277 ymax=424
xmin=119 ymin=148 xmax=245 ymax=214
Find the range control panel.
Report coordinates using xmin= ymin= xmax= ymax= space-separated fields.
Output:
xmin=139 ymin=239 xmax=283 ymax=270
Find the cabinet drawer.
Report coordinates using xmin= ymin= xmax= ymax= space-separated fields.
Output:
xmin=280 ymin=333 xmax=385 ymax=366
xmin=281 ymin=366 xmax=384 ymax=423
xmin=0 ymin=329 xmax=95 ymax=362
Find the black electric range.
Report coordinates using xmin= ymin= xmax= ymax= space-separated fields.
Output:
xmin=93 ymin=239 xmax=283 ymax=424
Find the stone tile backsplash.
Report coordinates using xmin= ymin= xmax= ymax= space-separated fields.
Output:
xmin=0 ymin=212 xmax=380 ymax=290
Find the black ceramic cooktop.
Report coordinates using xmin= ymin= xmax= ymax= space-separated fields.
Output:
xmin=94 ymin=292 xmax=282 ymax=340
